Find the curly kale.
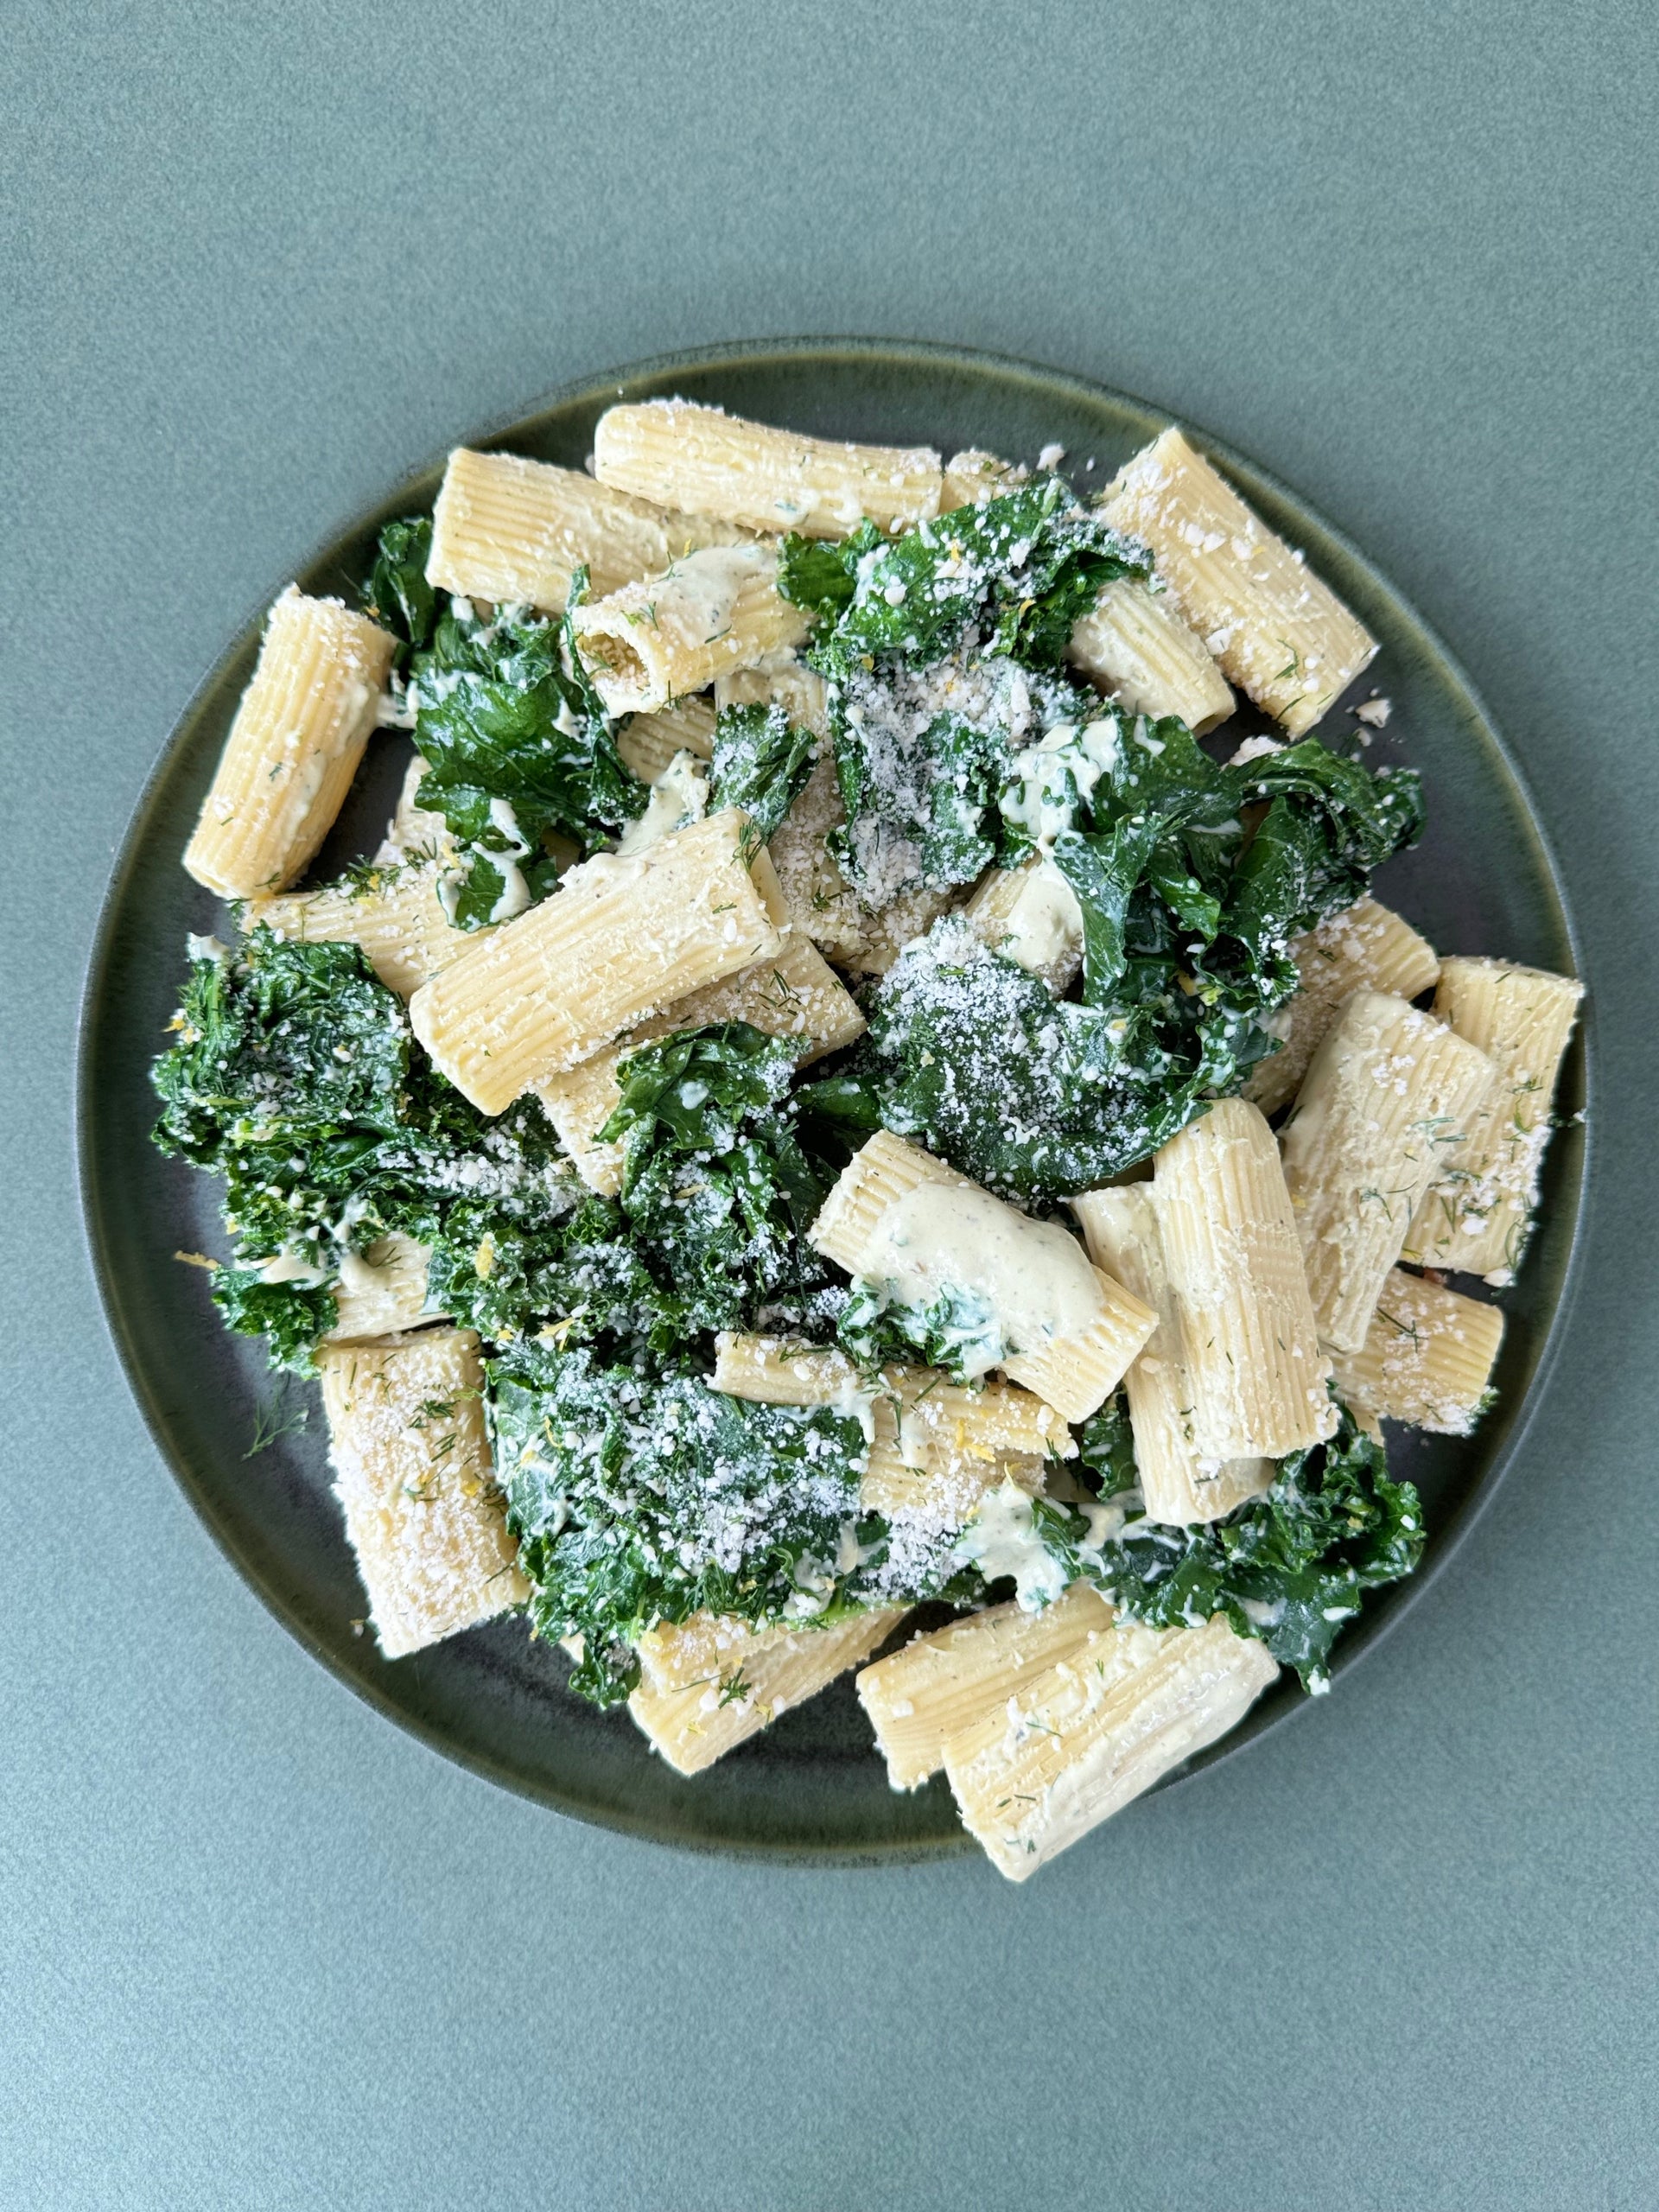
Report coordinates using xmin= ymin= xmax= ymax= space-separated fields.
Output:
xmin=774 ymin=478 xmax=1152 ymax=907
xmin=492 ymin=1341 xmax=869 ymax=1706
xmin=709 ymin=701 xmax=817 ymax=842
xmin=359 ymin=516 xmax=437 ymax=663
xmin=1014 ymin=1397 xmax=1426 ymax=1688
xmin=409 ymin=575 xmax=644 ymax=924
xmin=800 ymin=716 xmax=1424 ymax=1200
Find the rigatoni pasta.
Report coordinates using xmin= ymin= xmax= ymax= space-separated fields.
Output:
xmin=426 ymin=445 xmax=748 ymax=609
xmin=316 ymin=1327 xmax=527 ymax=1657
xmin=570 ymin=543 xmax=810 ymax=716
xmin=1068 ymin=576 xmax=1236 ymax=734
xmin=408 ymin=808 xmax=786 ymax=1112
xmin=1402 ymin=958 xmax=1584 ymax=1281
xmin=1330 ymin=1268 xmax=1504 ymax=1435
xmin=1244 ymin=898 xmax=1441 ymax=1116
xmin=593 ymin=397 xmax=943 ymax=537
xmin=1279 ymin=989 xmax=1496 ymax=1352
xmin=1102 ymin=427 xmax=1376 ymax=735
xmin=184 ymin=587 xmax=396 ymax=897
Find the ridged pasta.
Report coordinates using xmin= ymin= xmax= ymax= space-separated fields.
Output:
xmin=593 ymin=398 xmax=943 ymax=538
xmin=809 ymin=1130 xmax=1154 ymax=1425
xmin=1067 ymin=575 xmax=1235 ymax=734
xmin=1151 ymin=1097 xmax=1337 ymax=1457
xmin=711 ymin=1330 xmax=1070 ymax=1522
xmin=1072 ymin=1185 xmax=1272 ymax=1524
xmin=1244 ymin=898 xmax=1441 ymax=1116
xmin=629 ymin=1607 xmax=903 ymax=1775
xmin=1102 ymin=429 xmax=1376 ymax=736
xmin=569 ymin=543 xmax=810 ymax=716
xmin=939 ymin=449 xmax=1026 ymax=510
xmin=531 ymin=931 xmax=864 ymax=1197
xmin=1280 ymin=989 xmax=1496 ymax=1351
xmin=315 ymin=1327 xmax=527 ymax=1657
xmin=184 ymin=588 xmax=396 ymax=897
xmin=408 ymin=809 xmax=786 ymax=1113
xmin=943 ymin=1610 xmax=1280 ymax=1882
xmin=1402 ymin=958 xmax=1584 ymax=1282
xmin=963 ymin=856 xmax=1085 ymax=994
xmin=325 ymin=1231 xmax=441 ymax=1342
xmin=247 ymin=861 xmax=474 ymax=999
xmin=856 ymin=1583 xmax=1113 ymax=1789
xmin=613 ymin=694 xmax=717 ymax=787
xmin=1330 ymin=1267 xmax=1504 ymax=1435
xmin=425 ymin=446 xmax=749 ymax=611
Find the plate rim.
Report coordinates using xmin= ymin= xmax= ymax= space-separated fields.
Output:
xmin=75 ymin=334 xmax=1593 ymax=1864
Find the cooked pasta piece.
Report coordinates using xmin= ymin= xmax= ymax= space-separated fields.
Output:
xmin=1280 ymin=989 xmax=1496 ymax=1352
xmin=856 ymin=1583 xmax=1113 ymax=1790
xmin=1244 ymin=898 xmax=1441 ymax=1116
xmin=531 ymin=931 xmax=863 ymax=1196
xmin=247 ymin=861 xmax=474 ymax=999
xmin=425 ymin=446 xmax=749 ymax=611
xmin=963 ymin=856 xmax=1084 ymax=994
xmin=184 ymin=587 xmax=396 ymax=897
xmin=325 ymin=1232 xmax=441 ymax=1342
xmin=408 ymin=808 xmax=786 ymax=1113
xmin=809 ymin=1130 xmax=1154 ymax=1424
xmin=1067 ymin=575 xmax=1235 ymax=733
xmin=1330 ymin=1268 xmax=1504 ymax=1435
xmin=1402 ymin=958 xmax=1584 ymax=1282
xmin=593 ymin=398 xmax=943 ymax=538
xmin=939 ymin=448 xmax=1026 ymax=510
xmin=613 ymin=694 xmax=718 ymax=785
xmin=629 ymin=1608 xmax=903 ymax=1775
xmin=1071 ymin=1185 xmax=1271 ymax=1524
xmin=715 ymin=653 xmax=832 ymax=737
xmin=1151 ymin=1098 xmax=1337 ymax=1457
xmin=315 ymin=1327 xmax=527 ymax=1657
xmin=943 ymin=1611 xmax=1281 ymax=1881
xmin=569 ymin=543 xmax=810 ymax=716
xmin=1102 ymin=428 xmax=1376 ymax=736
xmin=711 ymin=1330 xmax=1070 ymax=1521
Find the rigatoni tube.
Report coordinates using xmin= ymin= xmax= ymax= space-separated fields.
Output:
xmin=1280 ymin=989 xmax=1496 ymax=1352
xmin=1330 ymin=1268 xmax=1504 ymax=1435
xmin=184 ymin=587 xmax=396 ymax=897
xmin=569 ymin=543 xmax=810 ymax=716
xmin=408 ymin=808 xmax=785 ymax=1113
xmin=425 ymin=446 xmax=748 ymax=610
xmin=1244 ymin=898 xmax=1440 ymax=1117
xmin=593 ymin=398 xmax=943 ymax=538
xmin=1402 ymin=958 xmax=1583 ymax=1283
xmin=1067 ymin=576 xmax=1235 ymax=734
xmin=315 ymin=1327 xmax=527 ymax=1658
xmin=1101 ymin=428 xmax=1376 ymax=736
xmin=1150 ymin=1097 xmax=1336 ymax=1458
xmin=1072 ymin=1184 xmax=1271 ymax=1525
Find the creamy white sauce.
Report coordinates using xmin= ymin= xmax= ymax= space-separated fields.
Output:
xmin=259 ymin=1250 xmax=329 ymax=1288
xmin=616 ymin=749 xmax=710 ymax=856
xmin=861 ymin=1183 xmax=1103 ymax=1364
xmin=657 ymin=543 xmax=772 ymax=646
xmin=1001 ymin=716 xmax=1123 ymax=849
xmin=998 ymin=857 xmax=1084 ymax=975
xmin=957 ymin=1479 xmax=1069 ymax=1609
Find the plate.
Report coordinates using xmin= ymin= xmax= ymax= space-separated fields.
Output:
xmin=78 ymin=340 xmax=1588 ymax=1862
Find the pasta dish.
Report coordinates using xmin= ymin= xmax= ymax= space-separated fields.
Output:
xmin=151 ymin=400 xmax=1580 ymax=1878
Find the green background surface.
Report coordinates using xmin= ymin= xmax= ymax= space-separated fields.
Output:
xmin=3 ymin=3 xmax=1654 ymax=2205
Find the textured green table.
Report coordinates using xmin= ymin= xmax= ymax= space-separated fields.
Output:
xmin=3 ymin=4 xmax=1654 ymax=2205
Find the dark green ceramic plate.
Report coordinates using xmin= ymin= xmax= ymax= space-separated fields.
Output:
xmin=79 ymin=341 xmax=1587 ymax=1863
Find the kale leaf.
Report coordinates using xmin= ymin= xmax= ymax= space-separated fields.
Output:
xmin=152 ymin=931 xmax=582 ymax=1362
xmin=836 ymin=1277 xmax=1007 ymax=1386
xmin=410 ymin=588 xmax=644 ymax=920
xmin=360 ymin=516 xmax=436 ymax=662
xmin=812 ymin=718 xmax=1424 ymax=1200
xmin=1033 ymin=1399 xmax=1425 ymax=1688
xmin=491 ymin=1341 xmax=869 ymax=1705
xmin=709 ymin=701 xmax=817 ymax=842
